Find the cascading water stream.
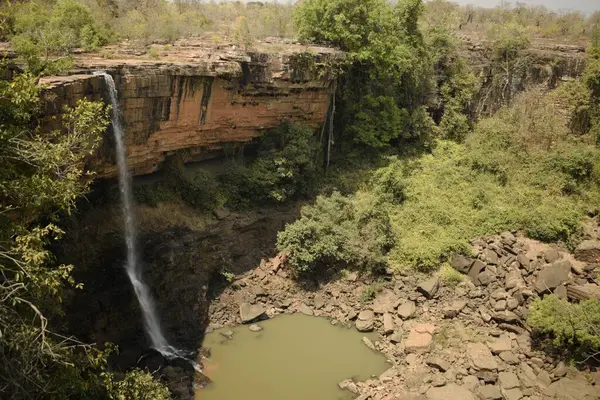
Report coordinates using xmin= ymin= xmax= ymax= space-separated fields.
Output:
xmin=95 ymin=71 xmax=185 ymax=359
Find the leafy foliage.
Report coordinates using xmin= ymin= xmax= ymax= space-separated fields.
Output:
xmin=528 ymin=295 xmax=600 ymax=352
xmin=103 ymin=369 xmax=170 ymax=400
xmin=221 ymin=122 xmax=320 ymax=207
xmin=11 ymin=0 xmax=111 ymax=73
xmin=276 ymin=191 xmax=394 ymax=276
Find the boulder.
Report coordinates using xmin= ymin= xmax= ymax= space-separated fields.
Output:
xmin=418 ymin=276 xmax=440 ymax=298
xmin=544 ymin=248 xmax=560 ymax=263
xmin=313 ymin=294 xmax=325 ymax=310
xmin=477 ymin=270 xmax=493 ymax=286
xmin=398 ymin=301 xmax=416 ymax=319
xmin=405 ymin=324 xmax=435 ymax=351
xmin=535 ymin=260 xmax=571 ymax=293
xmin=361 ymin=336 xmax=376 ymax=351
xmin=426 ymin=357 xmax=452 ymax=372
xmin=477 ymin=385 xmax=502 ymax=400
xmin=574 ymin=239 xmax=600 ymax=263
xmin=239 ymin=303 xmax=266 ymax=323
xmin=467 ymin=342 xmax=498 ymax=371
xmin=498 ymin=351 xmax=519 ymax=365
xmin=502 ymin=388 xmax=523 ymax=400
xmin=248 ymin=324 xmax=262 ymax=332
xmin=452 ymin=254 xmax=473 ymax=274
xmin=484 ymin=249 xmax=499 ymax=265
xmin=426 ymin=384 xmax=475 ymax=400
xmin=383 ymin=312 xmax=394 ymax=334
xmin=487 ymin=334 xmax=512 ymax=354
xmin=298 ymin=303 xmax=314 ymax=316
xmin=498 ymin=372 xmax=520 ymax=390
xmin=372 ymin=290 xmax=399 ymax=314
xmin=355 ymin=310 xmax=375 ymax=332
xmin=443 ymin=300 xmax=467 ymax=318
xmin=545 ymin=377 xmax=600 ymax=399
xmin=468 ymin=259 xmax=486 ymax=281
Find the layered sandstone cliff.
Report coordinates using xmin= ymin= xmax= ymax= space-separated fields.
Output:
xmin=39 ymin=39 xmax=343 ymax=177
xmin=36 ymin=36 xmax=587 ymax=178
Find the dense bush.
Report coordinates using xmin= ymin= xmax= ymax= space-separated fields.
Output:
xmin=104 ymin=369 xmax=170 ymax=400
xmin=220 ymin=122 xmax=320 ymax=207
xmin=528 ymin=295 xmax=600 ymax=352
xmin=276 ymin=191 xmax=394 ymax=276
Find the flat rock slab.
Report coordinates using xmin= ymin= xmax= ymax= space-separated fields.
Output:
xmin=372 ymin=290 xmax=399 ymax=313
xmin=239 ymin=303 xmax=266 ymax=323
xmin=487 ymin=334 xmax=512 ymax=354
xmin=417 ymin=276 xmax=440 ymax=298
xmin=498 ymin=371 xmax=520 ymax=390
xmin=545 ymin=378 xmax=600 ymax=399
xmin=535 ymin=260 xmax=571 ymax=293
xmin=298 ymin=303 xmax=314 ymax=316
xmin=426 ymin=384 xmax=475 ymax=400
xmin=574 ymin=239 xmax=600 ymax=263
xmin=477 ymin=385 xmax=502 ymax=400
xmin=467 ymin=342 xmax=498 ymax=371
xmin=398 ymin=301 xmax=416 ymax=319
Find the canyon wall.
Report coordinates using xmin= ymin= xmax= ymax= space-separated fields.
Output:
xmin=38 ymin=37 xmax=587 ymax=178
xmin=40 ymin=41 xmax=343 ymax=177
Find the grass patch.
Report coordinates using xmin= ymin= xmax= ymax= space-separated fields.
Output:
xmin=439 ymin=263 xmax=466 ymax=288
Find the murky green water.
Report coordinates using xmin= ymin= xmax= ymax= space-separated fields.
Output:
xmin=196 ymin=314 xmax=390 ymax=400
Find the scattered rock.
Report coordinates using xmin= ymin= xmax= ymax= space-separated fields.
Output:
xmin=478 ymin=384 xmax=502 ymax=400
xmin=443 ymin=300 xmax=467 ymax=318
xmin=383 ymin=312 xmax=394 ymax=334
xmin=467 ymin=342 xmax=498 ymax=371
xmin=362 ymin=336 xmax=376 ymax=351
xmin=248 ymin=324 xmax=262 ymax=332
xmin=220 ymin=330 xmax=234 ymax=339
xmin=469 ymin=259 xmax=486 ymax=281
xmin=535 ymin=260 xmax=570 ymax=293
xmin=313 ymin=294 xmax=325 ymax=310
xmin=536 ymin=370 xmax=552 ymax=388
xmin=502 ymin=387 xmax=523 ymax=400
xmin=390 ymin=331 xmax=403 ymax=344
xmin=338 ymin=379 xmax=358 ymax=394
xmin=405 ymin=324 xmax=435 ymax=351
xmin=356 ymin=310 xmax=375 ymax=332
xmin=546 ymin=378 xmax=600 ymax=400
xmin=463 ymin=375 xmax=479 ymax=391
xmin=418 ymin=276 xmax=440 ymax=298
xmin=493 ymin=300 xmax=507 ymax=311
xmin=298 ymin=303 xmax=314 ymax=316
xmin=425 ymin=383 xmax=475 ymax=400
xmin=498 ymin=372 xmax=520 ymax=390
xmin=487 ymin=334 xmax=512 ymax=354
xmin=452 ymin=254 xmax=473 ymax=274
xmin=372 ymin=290 xmax=399 ymax=314
xmin=544 ymin=248 xmax=560 ymax=263
xmin=477 ymin=270 xmax=493 ymax=286
xmin=398 ymin=301 xmax=417 ymax=319
xmin=431 ymin=374 xmax=447 ymax=387
xmin=426 ymin=357 xmax=451 ymax=372
xmin=498 ymin=351 xmax=519 ymax=365
xmin=239 ymin=303 xmax=266 ymax=323
xmin=484 ymin=249 xmax=499 ymax=265
xmin=574 ymin=240 xmax=600 ymax=263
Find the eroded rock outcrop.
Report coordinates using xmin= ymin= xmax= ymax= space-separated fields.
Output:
xmin=39 ymin=39 xmax=343 ymax=177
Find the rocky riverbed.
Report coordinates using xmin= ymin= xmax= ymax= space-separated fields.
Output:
xmin=203 ymin=231 xmax=600 ymax=400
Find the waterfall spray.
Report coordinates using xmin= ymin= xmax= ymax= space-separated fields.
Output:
xmin=95 ymin=71 xmax=184 ymax=359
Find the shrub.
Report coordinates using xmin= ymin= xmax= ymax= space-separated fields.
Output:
xmin=220 ymin=122 xmax=320 ymax=207
xmin=528 ymin=295 xmax=600 ymax=352
xmin=439 ymin=263 xmax=465 ymax=287
xmin=276 ymin=191 xmax=394 ymax=276
xmin=103 ymin=369 xmax=170 ymax=400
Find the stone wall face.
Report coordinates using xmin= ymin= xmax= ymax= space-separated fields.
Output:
xmin=40 ymin=48 xmax=341 ymax=177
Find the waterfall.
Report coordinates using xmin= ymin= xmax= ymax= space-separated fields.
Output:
xmin=95 ymin=72 xmax=182 ymax=358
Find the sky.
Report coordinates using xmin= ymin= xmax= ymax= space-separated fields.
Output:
xmin=449 ymin=0 xmax=599 ymax=14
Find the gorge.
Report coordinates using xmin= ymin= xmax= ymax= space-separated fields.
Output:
xmin=2 ymin=1 xmax=600 ymax=399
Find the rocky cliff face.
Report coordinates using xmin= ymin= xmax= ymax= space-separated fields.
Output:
xmin=40 ymin=39 xmax=343 ymax=177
